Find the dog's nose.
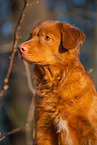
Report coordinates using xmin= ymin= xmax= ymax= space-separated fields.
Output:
xmin=18 ymin=45 xmax=27 ymax=53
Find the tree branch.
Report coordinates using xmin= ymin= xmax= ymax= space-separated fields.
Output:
xmin=0 ymin=0 xmax=29 ymax=99
xmin=0 ymin=0 xmax=39 ymax=144
xmin=0 ymin=123 xmax=28 ymax=141
xmin=23 ymin=61 xmax=36 ymax=145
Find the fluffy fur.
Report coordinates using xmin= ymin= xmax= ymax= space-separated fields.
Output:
xmin=18 ymin=21 xmax=97 ymax=145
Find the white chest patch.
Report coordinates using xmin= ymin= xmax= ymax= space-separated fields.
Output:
xmin=57 ymin=117 xmax=73 ymax=145
xmin=57 ymin=117 xmax=69 ymax=133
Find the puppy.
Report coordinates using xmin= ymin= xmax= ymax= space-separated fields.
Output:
xmin=18 ymin=21 xmax=97 ymax=145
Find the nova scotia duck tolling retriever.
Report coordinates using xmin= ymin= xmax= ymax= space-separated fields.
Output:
xmin=18 ymin=20 xmax=97 ymax=145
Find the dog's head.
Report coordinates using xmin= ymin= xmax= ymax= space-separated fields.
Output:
xmin=18 ymin=21 xmax=85 ymax=65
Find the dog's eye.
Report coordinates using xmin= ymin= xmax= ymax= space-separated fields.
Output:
xmin=44 ymin=35 xmax=51 ymax=41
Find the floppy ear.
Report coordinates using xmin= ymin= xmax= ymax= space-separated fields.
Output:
xmin=60 ymin=22 xmax=85 ymax=49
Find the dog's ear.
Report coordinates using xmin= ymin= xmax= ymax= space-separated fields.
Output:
xmin=60 ymin=22 xmax=85 ymax=50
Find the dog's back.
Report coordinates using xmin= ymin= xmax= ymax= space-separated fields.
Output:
xmin=18 ymin=20 xmax=97 ymax=145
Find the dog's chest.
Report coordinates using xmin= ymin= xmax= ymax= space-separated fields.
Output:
xmin=37 ymin=86 xmax=77 ymax=144
xmin=57 ymin=117 xmax=73 ymax=145
xmin=37 ymin=85 xmax=74 ymax=119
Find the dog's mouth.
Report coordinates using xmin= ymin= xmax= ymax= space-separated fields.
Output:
xmin=17 ymin=50 xmax=45 ymax=64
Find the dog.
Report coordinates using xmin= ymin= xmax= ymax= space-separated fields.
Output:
xmin=18 ymin=20 xmax=97 ymax=145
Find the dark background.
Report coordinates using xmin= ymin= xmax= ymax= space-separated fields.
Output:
xmin=0 ymin=0 xmax=97 ymax=145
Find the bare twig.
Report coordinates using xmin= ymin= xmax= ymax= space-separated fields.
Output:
xmin=25 ymin=97 xmax=35 ymax=145
xmin=0 ymin=0 xmax=39 ymax=143
xmin=87 ymin=68 xmax=93 ymax=75
xmin=0 ymin=136 xmax=5 ymax=142
xmin=23 ymin=61 xmax=36 ymax=95
xmin=0 ymin=0 xmax=29 ymax=99
xmin=23 ymin=61 xmax=36 ymax=145
xmin=0 ymin=123 xmax=27 ymax=141
xmin=0 ymin=0 xmax=39 ymax=99
xmin=28 ymin=1 xmax=39 ymax=6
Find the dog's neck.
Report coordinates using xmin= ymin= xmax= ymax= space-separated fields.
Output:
xmin=33 ymin=61 xmax=96 ymax=109
xmin=33 ymin=62 xmax=73 ymax=90
xmin=33 ymin=47 xmax=81 ymax=89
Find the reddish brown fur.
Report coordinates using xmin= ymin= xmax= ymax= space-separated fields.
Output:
xmin=18 ymin=21 xmax=97 ymax=145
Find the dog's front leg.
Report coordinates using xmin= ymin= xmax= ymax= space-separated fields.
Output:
xmin=34 ymin=115 xmax=58 ymax=145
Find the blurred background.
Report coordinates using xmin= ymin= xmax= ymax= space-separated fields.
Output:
xmin=0 ymin=0 xmax=97 ymax=145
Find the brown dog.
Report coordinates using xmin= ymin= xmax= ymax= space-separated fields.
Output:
xmin=18 ymin=21 xmax=97 ymax=145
